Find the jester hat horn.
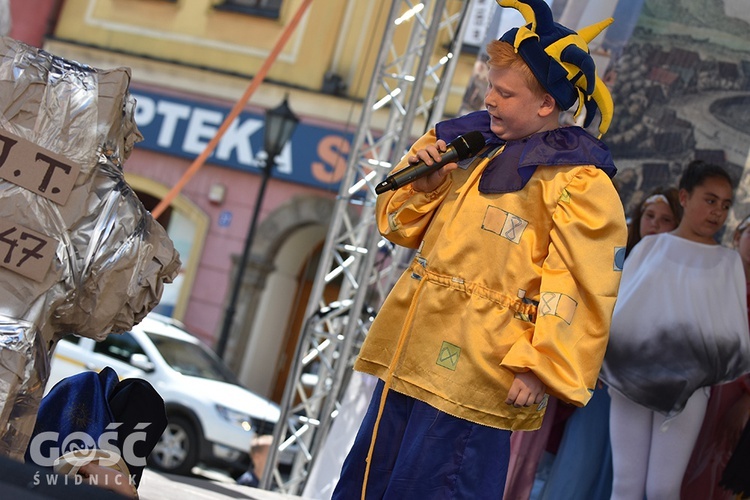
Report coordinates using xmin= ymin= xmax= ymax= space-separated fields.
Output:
xmin=497 ymin=0 xmax=614 ymax=137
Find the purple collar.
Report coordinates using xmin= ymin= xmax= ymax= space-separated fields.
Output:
xmin=435 ymin=110 xmax=504 ymax=148
xmin=435 ymin=111 xmax=616 ymax=194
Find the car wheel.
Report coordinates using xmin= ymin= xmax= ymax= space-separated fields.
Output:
xmin=149 ymin=415 xmax=200 ymax=475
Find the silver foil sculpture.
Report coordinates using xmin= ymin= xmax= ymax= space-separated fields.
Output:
xmin=0 ymin=37 xmax=181 ymax=460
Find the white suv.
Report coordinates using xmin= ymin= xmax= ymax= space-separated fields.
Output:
xmin=46 ymin=313 xmax=282 ymax=477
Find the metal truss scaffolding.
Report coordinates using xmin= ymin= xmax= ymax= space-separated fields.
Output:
xmin=261 ymin=0 xmax=471 ymax=494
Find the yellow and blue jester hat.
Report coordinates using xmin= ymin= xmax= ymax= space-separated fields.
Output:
xmin=497 ymin=0 xmax=614 ymax=137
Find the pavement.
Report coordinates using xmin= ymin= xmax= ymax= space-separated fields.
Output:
xmin=137 ymin=467 xmax=302 ymax=500
xmin=0 ymin=454 xmax=302 ymax=499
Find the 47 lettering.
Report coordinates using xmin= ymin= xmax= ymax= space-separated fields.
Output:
xmin=0 ymin=220 xmax=56 ymax=282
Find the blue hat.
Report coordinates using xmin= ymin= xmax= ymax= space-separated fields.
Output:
xmin=497 ymin=0 xmax=614 ymax=137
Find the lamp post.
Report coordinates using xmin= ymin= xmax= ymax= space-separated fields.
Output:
xmin=216 ymin=95 xmax=299 ymax=359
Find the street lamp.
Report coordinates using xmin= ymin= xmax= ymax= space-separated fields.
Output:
xmin=216 ymin=95 xmax=299 ymax=359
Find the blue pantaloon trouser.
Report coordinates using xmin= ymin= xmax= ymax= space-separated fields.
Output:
xmin=333 ymin=379 xmax=511 ymax=499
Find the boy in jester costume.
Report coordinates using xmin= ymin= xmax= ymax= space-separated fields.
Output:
xmin=333 ymin=1 xmax=627 ymax=497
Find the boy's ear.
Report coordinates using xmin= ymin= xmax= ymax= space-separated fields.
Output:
xmin=539 ymin=93 xmax=557 ymax=117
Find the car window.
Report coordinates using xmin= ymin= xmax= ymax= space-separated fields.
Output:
xmin=93 ymin=331 xmax=146 ymax=363
xmin=59 ymin=335 xmax=81 ymax=344
xmin=145 ymin=332 xmax=239 ymax=384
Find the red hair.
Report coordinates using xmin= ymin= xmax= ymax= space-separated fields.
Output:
xmin=486 ymin=40 xmax=546 ymax=97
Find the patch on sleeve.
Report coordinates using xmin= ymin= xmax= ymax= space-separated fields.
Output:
xmin=559 ymin=188 xmax=571 ymax=204
xmin=614 ymin=246 xmax=626 ymax=271
xmin=387 ymin=211 xmax=400 ymax=232
xmin=482 ymin=206 xmax=528 ymax=244
xmin=436 ymin=341 xmax=461 ymax=371
xmin=539 ymin=292 xmax=577 ymax=324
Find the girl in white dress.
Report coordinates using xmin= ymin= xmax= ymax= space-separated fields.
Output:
xmin=601 ymin=160 xmax=750 ymax=500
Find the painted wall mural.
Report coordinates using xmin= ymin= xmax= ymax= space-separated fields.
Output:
xmin=460 ymin=0 xmax=750 ymax=241
xmin=603 ymin=0 xmax=750 ymax=238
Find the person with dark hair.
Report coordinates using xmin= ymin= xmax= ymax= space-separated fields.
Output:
xmin=332 ymin=0 xmax=628 ymax=497
xmin=600 ymin=160 xmax=750 ymax=500
xmin=682 ymin=213 xmax=750 ymax=500
xmin=625 ymin=187 xmax=682 ymax=257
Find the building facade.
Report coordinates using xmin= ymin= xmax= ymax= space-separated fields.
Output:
xmin=19 ymin=0 xmax=475 ymax=401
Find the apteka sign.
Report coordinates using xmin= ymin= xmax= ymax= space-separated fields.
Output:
xmin=131 ymin=89 xmax=355 ymax=191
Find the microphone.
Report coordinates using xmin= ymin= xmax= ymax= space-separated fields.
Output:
xmin=375 ymin=131 xmax=486 ymax=195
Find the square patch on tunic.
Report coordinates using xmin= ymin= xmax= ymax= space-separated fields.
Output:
xmin=538 ymin=292 xmax=578 ymax=324
xmin=482 ymin=206 xmax=528 ymax=244
xmin=436 ymin=341 xmax=461 ymax=371
xmin=387 ymin=212 xmax=400 ymax=232
xmin=614 ymin=246 xmax=626 ymax=271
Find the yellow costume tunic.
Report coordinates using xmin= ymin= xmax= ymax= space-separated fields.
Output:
xmin=355 ymin=126 xmax=627 ymax=431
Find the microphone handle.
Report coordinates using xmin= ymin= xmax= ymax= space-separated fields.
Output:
xmin=375 ymin=148 xmax=460 ymax=195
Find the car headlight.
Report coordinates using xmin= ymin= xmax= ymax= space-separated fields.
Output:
xmin=215 ymin=404 xmax=253 ymax=432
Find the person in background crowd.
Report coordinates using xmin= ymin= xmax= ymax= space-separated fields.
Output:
xmin=682 ymin=213 xmax=750 ymax=500
xmin=601 ymin=160 xmax=750 ymax=500
xmin=236 ymin=434 xmax=274 ymax=488
xmin=625 ymin=188 xmax=682 ymax=257
xmin=535 ymin=187 xmax=681 ymax=500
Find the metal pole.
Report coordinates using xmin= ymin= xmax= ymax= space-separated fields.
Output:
xmin=216 ymin=161 xmax=272 ymax=359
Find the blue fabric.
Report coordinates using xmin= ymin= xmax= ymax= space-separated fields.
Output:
xmin=500 ymin=23 xmax=579 ymax=111
xmin=435 ymin=110 xmax=504 ymax=148
xmin=479 ymin=127 xmax=616 ymax=194
xmin=26 ymin=366 xmax=167 ymax=488
xmin=26 ymin=367 xmax=119 ymax=466
xmin=333 ymin=379 xmax=511 ymax=499
xmin=498 ymin=0 xmax=602 ymax=127
xmin=433 ymin=111 xmax=616 ymax=194
xmin=538 ymin=385 xmax=613 ymax=500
